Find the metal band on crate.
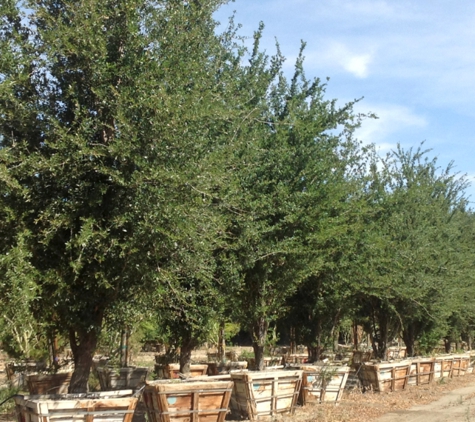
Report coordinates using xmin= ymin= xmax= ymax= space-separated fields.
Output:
xmin=253 ymin=393 xmax=298 ymax=402
xmin=151 ymin=408 xmax=228 ymax=415
xmin=24 ymin=409 xmax=135 ymax=417
xmin=155 ymin=388 xmax=233 ymax=395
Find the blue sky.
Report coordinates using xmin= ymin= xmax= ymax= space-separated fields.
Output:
xmin=214 ymin=0 xmax=475 ymax=204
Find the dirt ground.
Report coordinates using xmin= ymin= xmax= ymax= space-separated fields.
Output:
xmin=286 ymin=372 xmax=475 ymax=422
xmin=3 ymin=351 xmax=475 ymax=421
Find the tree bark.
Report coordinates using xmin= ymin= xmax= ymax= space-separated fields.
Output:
xmin=120 ymin=328 xmax=129 ymax=367
xmin=217 ymin=321 xmax=225 ymax=362
xmin=252 ymin=317 xmax=269 ymax=371
xmin=444 ymin=338 xmax=451 ymax=353
xmin=351 ymin=322 xmax=360 ymax=350
xmin=371 ymin=312 xmax=389 ymax=360
xmin=402 ymin=324 xmax=416 ymax=357
xmin=305 ymin=318 xmax=322 ymax=363
xmin=179 ymin=335 xmax=198 ymax=376
xmin=290 ymin=326 xmax=296 ymax=355
xmin=69 ymin=327 xmax=100 ymax=393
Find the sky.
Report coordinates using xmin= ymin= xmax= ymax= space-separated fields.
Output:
xmin=214 ymin=0 xmax=475 ymax=204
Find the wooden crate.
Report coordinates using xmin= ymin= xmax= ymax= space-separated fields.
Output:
xmin=407 ymin=358 xmax=435 ymax=386
xmin=358 ymin=361 xmax=411 ymax=392
xmin=14 ymin=390 xmax=137 ymax=422
xmin=5 ymin=361 xmax=47 ymax=389
xmin=386 ymin=347 xmax=407 ymax=360
xmin=351 ymin=351 xmax=372 ymax=369
xmin=245 ymin=357 xmax=283 ymax=371
xmin=92 ymin=356 xmax=110 ymax=374
xmin=154 ymin=364 xmax=208 ymax=380
xmin=6 ymin=361 xmax=47 ymax=380
xmin=451 ymin=354 xmax=470 ymax=377
xmin=207 ymin=362 xmax=247 ymax=376
xmin=298 ymin=365 xmax=350 ymax=405
xmin=434 ymin=356 xmax=454 ymax=379
xmin=142 ymin=379 xmax=233 ymax=422
xmin=96 ymin=367 xmax=149 ymax=391
xmin=26 ymin=372 xmax=72 ymax=394
xmin=283 ymin=355 xmax=308 ymax=365
xmin=229 ymin=370 xmax=302 ymax=420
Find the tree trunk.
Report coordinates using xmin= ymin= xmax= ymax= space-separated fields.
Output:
xmin=371 ymin=313 xmax=389 ymax=360
xmin=49 ymin=333 xmax=59 ymax=372
xmin=307 ymin=345 xmax=320 ymax=363
xmin=69 ymin=327 xmax=100 ymax=393
xmin=402 ymin=324 xmax=416 ymax=357
xmin=290 ymin=326 xmax=296 ymax=355
xmin=217 ymin=321 xmax=225 ymax=362
xmin=306 ymin=319 xmax=321 ymax=363
xmin=352 ymin=322 xmax=359 ymax=351
xmin=252 ymin=317 xmax=268 ymax=371
xmin=179 ymin=335 xmax=198 ymax=377
xmin=444 ymin=338 xmax=451 ymax=353
xmin=120 ymin=328 xmax=129 ymax=367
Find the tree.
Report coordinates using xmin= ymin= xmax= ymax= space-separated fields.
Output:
xmin=354 ymin=144 xmax=469 ymax=358
xmin=219 ymin=29 xmax=368 ymax=369
xmin=0 ymin=0 xmax=234 ymax=392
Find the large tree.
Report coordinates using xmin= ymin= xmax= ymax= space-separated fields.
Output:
xmin=354 ymin=145 xmax=469 ymax=358
xmin=0 ymin=0 xmax=234 ymax=392
xmin=220 ymin=31 xmax=369 ymax=369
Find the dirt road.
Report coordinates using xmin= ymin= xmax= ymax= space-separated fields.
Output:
xmin=375 ymin=384 xmax=475 ymax=422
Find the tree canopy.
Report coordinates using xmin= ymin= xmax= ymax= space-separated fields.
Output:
xmin=1 ymin=0 xmax=474 ymax=392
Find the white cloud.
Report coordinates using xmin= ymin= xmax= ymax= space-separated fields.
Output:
xmin=307 ymin=42 xmax=374 ymax=78
xmin=344 ymin=54 xmax=372 ymax=78
xmin=355 ymin=103 xmax=428 ymax=148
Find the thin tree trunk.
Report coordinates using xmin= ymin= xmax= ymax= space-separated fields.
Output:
xmin=352 ymin=322 xmax=359 ymax=351
xmin=120 ymin=329 xmax=129 ymax=367
xmin=69 ymin=327 xmax=100 ymax=393
xmin=290 ymin=326 xmax=296 ymax=355
xmin=218 ymin=321 xmax=225 ymax=362
xmin=306 ymin=319 xmax=322 ymax=363
xmin=252 ymin=317 xmax=268 ymax=371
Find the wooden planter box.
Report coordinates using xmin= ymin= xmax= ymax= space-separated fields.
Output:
xmin=26 ymin=372 xmax=73 ymax=395
xmin=142 ymin=379 xmax=233 ymax=422
xmin=297 ymin=365 xmax=350 ymax=405
xmin=351 ymin=351 xmax=372 ymax=369
xmin=283 ymin=355 xmax=308 ymax=365
xmin=92 ymin=356 xmax=110 ymax=374
xmin=451 ymin=355 xmax=470 ymax=377
xmin=245 ymin=357 xmax=283 ymax=371
xmin=434 ymin=356 xmax=454 ymax=379
xmin=407 ymin=358 xmax=435 ymax=386
xmin=14 ymin=390 xmax=137 ymax=422
xmin=207 ymin=361 xmax=248 ymax=375
xmin=96 ymin=367 xmax=149 ymax=391
xmin=229 ymin=370 xmax=302 ymax=421
xmin=154 ymin=364 xmax=208 ymax=379
xmin=5 ymin=361 xmax=47 ymax=389
xmin=358 ymin=361 xmax=411 ymax=392
xmin=386 ymin=347 xmax=407 ymax=360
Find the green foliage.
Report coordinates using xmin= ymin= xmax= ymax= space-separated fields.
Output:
xmin=0 ymin=386 xmax=20 ymax=415
xmin=207 ymin=322 xmax=241 ymax=348
xmin=418 ymin=326 xmax=447 ymax=355
xmin=1 ymin=0 xmax=474 ymax=375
